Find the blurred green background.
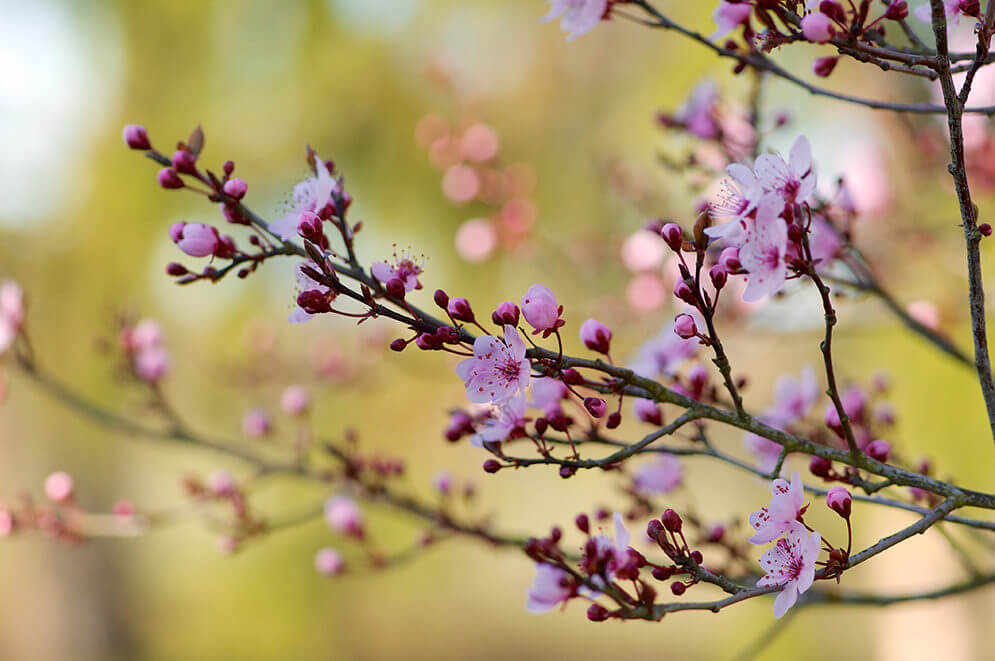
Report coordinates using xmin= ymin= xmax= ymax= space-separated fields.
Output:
xmin=0 ymin=0 xmax=993 ymax=659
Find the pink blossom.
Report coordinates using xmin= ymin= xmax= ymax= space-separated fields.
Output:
xmin=172 ymin=222 xmax=220 ymax=258
xmin=754 ymin=136 xmax=817 ymax=205
xmin=914 ymin=0 xmax=964 ymax=24
xmin=207 ymin=469 xmax=237 ymax=496
xmin=324 ymin=496 xmax=364 ymax=537
xmin=472 ymin=394 xmax=529 ymax=446
xmin=675 ymin=81 xmax=721 ymax=139
xmin=280 ymin=385 xmax=311 ymax=416
xmin=740 ymin=195 xmax=789 ymax=302
xmin=541 ymin=0 xmax=608 ymax=40
xmin=633 ymin=455 xmax=683 ymax=494
xmin=826 ymin=486 xmax=852 ymax=518
xmin=442 ymin=164 xmax=480 ymax=202
xmin=626 ymin=273 xmax=668 ymax=310
xmin=433 ymin=471 xmax=453 ymax=495
xmin=456 ymin=326 xmax=530 ymax=404
xmin=801 ymin=12 xmax=834 ymax=43
xmin=44 ymin=471 xmax=74 ymax=503
xmin=129 ymin=319 xmax=163 ymax=352
xmin=748 ymin=470 xmax=806 ymax=545
xmin=744 ymin=432 xmax=785 ymax=475
xmin=455 ymin=218 xmax=498 ymax=263
xmin=461 ymin=124 xmax=500 ymax=162
xmin=629 ymin=318 xmax=700 ymax=378
xmin=906 ymin=300 xmax=940 ymax=330
xmin=0 ymin=281 xmax=24 ymax=354
xmin=371 ymin=249 xmax=424 ymax=293
xmin=808 ymin=217 xmax=842 ymax=267
xmin=270 ymin=153 xmax=337 ymax=240
xmin=315 ymin=548 xmax=345 ymax=576
xmin=767 ymin=365 xmax=818 ymax=426
xmin=289 ymin=261 xmax=332 ymax=324
xmin=706 ymin=163 xmax=761 ymax=243
xmin=134 ymin=345 xmax=169 ymax=383
xmin=530 ymin=378 xmax=568 ymax=414
xmin=520 ymin=284 xmax=560 ymax=332
xmin=674 ymin=313 xmax=699 ymax=339
xmin=756 ymin=525 xmax=821 ymax=618
xmin=711 ymin=1 xmax=753 ymax=41
xmin=621 ymin=230 xmax=667 ymax=273
xmin=633 ymin=398 xmax=662 ymax=425
xmin=579 ymin=318 xmax=612 ymax=354
xmin=586 ymin=512 xmax=633 ymax=585
xmin=525 ymin=563 xmax=573 ymax=613
xmin=242 ymin=409 xmax=272 ymax=438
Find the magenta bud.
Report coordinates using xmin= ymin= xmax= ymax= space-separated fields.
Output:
xmin=980 ymin=223 xmax=992 ymax=237
xmin=559 ymin=465 xmax=577 ymax=479
xmin=826 ymin=486 xmax=852 ymax=518
xmin=297 ymin=290 xmax=332 ymax=314
xmin=960 ymin=0 xmax=980 ymax=18
xmin=447 ymin=297 xmax=474 ymax=323
xmin=866 ymin=439 xmax=891 ymax=462
xmin=166 ymin=262 xmax=188 ymax=276
xmin=172 ymin=150 xmax=197 ymax=175
xmin=575 ymin=513 xmax=590 ymax=534
xmin=820 ymin=1 xmax=846 ymax=22
xmin=606 ymin=411 xmax=622 ymax=429
xmin=670 ymin=581 xmax=686 ymax=596
xmin=492 ymin=302 xmax=520 ymax=327
xmin=674 ymin=313 xmax=698 ymax=340
xmin=385 ymin=277 xmax=406 ymax=300
xmin=415 ymin=333 xmax=442 ymax=351
xmin=433 ymin=289 xmax=449 ymax=308
xmin=157 ymin=168 xmax=184 ymax=189
xmin=646 ymin=519 xmax=664 ymax=542
xmin=534 ymin=417 xmax=548 ymax=435
xmin=651 ymin=566 xmax=673 ymax=581
xmin=884 ymin=0 xmax=908 ymax=20
xmin=661 ymin=223 xmax=684 ymax=251
xmin=297 ymin=212 xmax=324 ymax=244
xmin=809 ymin=455 xmax=833 ymax=479
xmin=587 ymin=603 xmax=610 ymax=622
xmin=389 ymin=338 xmax=407 ymax=352
xmin=482 ymin=459 xmax=502 ymax=474
xmin=825 ymin=406 xmax=843 ymax=437
xmin=719 ymin=246 xmax=741 ymax=272
xmin=709 ymin=264 xmax=728 ymax=289
xmin=561 ymin=368 xmax=584 ymax=386
xmin=123 ymin=124 xmax=151 ymax=150
xmin=813 ymin=56 xmax=839 ymax=78
xmin=673 ymin=279 xmax=696 ymax=306
xmin=662 ymin=509 xmax=682 ymax=533
xmin=579 ymin=318 xmax=612 ymax=354
xmin=584 ymin=397 xmax=607 ymax=418
xmin=690 ymin=550 xmax=703 ymax=564
xmin=168 ymin=222 xmax=186 ymax=243
xmin=223 ymin=178 xmax=247 ymax=200
xmin=223 ymin=160 xmax=235 ymax=176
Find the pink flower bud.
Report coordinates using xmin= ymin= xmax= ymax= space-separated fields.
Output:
xmin=171 ymin=150 xmax=197 ymax=175
xmin=314 ymin=548 xmax=345 ymax=576
xmin=297 ymin=212 xmax=325 ymax=244
xmin=587 ymin=603 xmax=610 ymax=621
xmin=584 ymin=397 xmax=607 ymax=418
xmin=673 ymin=279 xmax=696 ymax=306
xmin=866 ymin=439 xmax=891 ymax=462
xmin=520 ymin=284 xmax=560 ymax=331
xmin=674 ymin=313 xmax=698 ymax=339
xmin=709 ymin=264 xmax=728 ymax=289
xmin=134 ymin=346 xmax=169 ymax=383
xmin=660 ymin=223 xmax=684 ymax=251
xmin=579 ymin=318 xmax=612 ymax=354
xmin=173 ymin=223 xmax=220 ymax=258
xmin=242 ymin=409 xmax=271 ymax=438
xmin=884 ymin=0 xmax=908 ymax=20
xmin=122 ymin=124 xmax=151 ymax=150
xmin=492 ymin=302 xmax=520 ymax=327
xmin=688 ymin=364 xmax=708 ymax=392
xmin=813 ymin=56 xmax=839 ymax=78
xmin=325 ymin=496 xmax=363 ymax=537
xmin=207 ymin=469 xmax=237 ymax=496
xmin=719 ymin=246 xmax=741 ymax=272
xmin=809 ymin=455 xmax=833 ymax=478
xmin=280 ymin=385 xmax=310 ymax=416
xmin=44 ymin=471 xmax=74 ymax=503
xmin=433 ymin=471 xmax=453 ymax=495
xmin=447 ymin=297 xmax=474 ymax=322
xmin=801 ymin=12 xmax=834 ymax=44
xmin=223 ymin=178 xmax=247 ymax=200
xmin=824 ymin=405 xmax=843 ymax=437
xmin=826 ymin=486 xmax=852 ymax=518
xmin=157 ymin=168 xmax=184 ymax=189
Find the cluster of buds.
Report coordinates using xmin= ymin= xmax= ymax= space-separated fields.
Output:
xmin=184 ymin=470 xmax=266 ymax=553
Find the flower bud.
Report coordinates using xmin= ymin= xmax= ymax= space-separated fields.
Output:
xmin=314 ymin=548 xmax=345 ymax=576
xmin=651 ymin=566 xmax=673 ymax=581
xmin=719 ymin=246 xmax=741 ymax=272
xmin=801 ymin=12 xmax=834 ymax=44
xmin=690 ymin=550 xmax=703 ymax=564
xmin=520 ymin=284 xmax=560 ymax=331
xmin=483 ymin=459 xmax=502 ymax=474
xmin=447 ymin=297 xmax=475 ymax=322
xmin=579 ymin=318 xmax=612 ymax=354
xmin=297 ymin=290 xmax=333 ymax=314
xmin=673 ymin=279 xmax=696 ymax=306
xmin=575 ymin=513 xmax=590 ymax=534
xmin=884 ymin=0 xmax=908 ymax=20
xmin=587 ymin=603 xmax=610 ymax=622
xmin=223 ymin=178 xmax=247 ymax=200
xmin=492 ymin=302 xmax=520 ymax=327
xmin=809 ymin=455 xmax=833 ymax=479
xmin=826 ymin=486 xmax=852 ymax=518
xmin=44 ymin=471 xmax=74 ymax=504
xmin=960 ymin=0 xmax=980 ymax=18
xmin=297 ymin=212 xmax=325 ymax=244
xmin=280 ymin=385 xmax=311 ymax=416
xmin=819 ymin=1 xmax=846 ymax=22
xmin=646 ymin=519 xmax=664 ymax=542
xmin=660 ymin=223 xmax=684 ymax=251
xmin=674 ymin=313 xmax=698 ymax=340
xmin=584 ymin=397 xmax=607 ymax=418
xmin=433 ymin=289 xmax=449 ymax=308
xmin=980 ymin=223 xmax=992 ymax=237
xmin=670 ymin=581 xmax=686 ymax=596
xmin=559 ymin=465 xmax=577 ymax=479
xmin=173 ymin=223 xmax=220 ymax=258
xmin=606 ymin=411 xmax=622 ymax=429
xmin=866 ymin=439 xmax=891 ymax=462
xmin=385 ymin=277 xmax=407 ymax=300
xmin=561 ymin=368 xmax=584 ymax=386
xmin=709 ymin=264 xmax=728 ymax=289
xmin=813 ymin=56 xmax=839 ymax=78
xmin=157 ymin=168 xmax=184 ymax=189
xmin=172 ymin=150 xmax=198 ymax=175
xmin=662 ymin=508 xmax=683 ymax=533
xmin=166 ymin=262 xmax=188 ymax=276
xmin=123 ymin=124 xmax=151 ymax=150
xmin=634 ymin=398 xmax=662 ymax=426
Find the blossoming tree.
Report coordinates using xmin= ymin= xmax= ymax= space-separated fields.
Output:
xmin=2 ymin=0 xmax=995 ymax=651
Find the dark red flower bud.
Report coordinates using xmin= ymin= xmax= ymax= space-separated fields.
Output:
xmin=447 ymin=297 xmax=474 ymax=323
xmin=483 ymin=459 xmax=502 ymax=474
xmin=587 ymin=603 xmax=611 ymax=622
xmin=651 ymin=566 xmax=674 ymax=581
xmin=980 ymin=223 xmax=992 ymax=237
xmin=385 ymin=277 xmax=406 ymax=300
xmin=122 ymin=124 xmax=151 ymax=150
xmin=662 ymin=509 xmax=683 ymax=533
xmin=492 ymin=302 xmax=520 ymax=327
xmin=559 ymin=465 xmax=577 ymax=479
xmin=172 ymin=150 xmax=198 ymax=175
xmin=690 ymin=550 xmax=703 ymax=564
xmin=584 ymin=397 xmax=607 ymax=418
xmin=157 ymin=168 xmax=184 ymax=189
xmin=670 ymin=581 xmax=686 ymax=596
xmin=809 ymin=455 xmax=833 ymax=479
xmin=813 ymin=56 xmax=839 ymax=78
xmin=661 ymin=223 xmax=684 ymax=251
xmin=434 ymin=289 xmax=449 ymax=308
xmin=606 ymin=411 xmax=622 ymax=429
xmin=884 ymin=0 xmax=908 ymax=20
xmin=166 ymin=262 xmax=188 ymax=276
xmin=389 ymin=338 xmax=407 ymax=352
xmin=561 ymin=368 xmax=584 ymax=386
xmin=575 ymin=513 xmax=590 ymax=534
xmin=297 ymin=289 xmax=332 ymax=314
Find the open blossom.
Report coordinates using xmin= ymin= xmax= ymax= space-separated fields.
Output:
xmin=584 ymin=512 xmax=632 ymax=584
xmin=754 ymin=136 xmax=816 ymax=206
xmin=632 ymin=455 xmax=683 ymax=494
xmin=456 ymin=325 xmax=530 ymax=404
xmin=371 ymin=248 xmax=424 ymax=293
xmin=756 ymin=526 xmax=821 ymax=618
xmin=767 ymin=365 xmax=818 ymax=426
xmin=530 ymin=377 xmax=568 ymax=414
xmin=541 ymin=0 xmax=608 ymax=40
xmin=707 ymin=163 xmax=761 ymax=244
xmin=270 ymin=153 xmax=337 ymax=241
xmin=629 ymin=318 xmax=700 ymax=378
xmin=471 ymin=394 xmax=528 ymax=446
xmin=739 ymin=194 xmax=788 ymax=302
xmin=526 ymin=563 xmax=574 ymax=613
xmin=749 ymin=470 xmax=806 ymax=545
xmin=674 ymin=81 xmax=721 ymax=140
xmin=711 ymin=1 xmax=753 ymax=41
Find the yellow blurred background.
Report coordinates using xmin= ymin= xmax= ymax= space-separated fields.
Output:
xmin=0 ymin=0 xmax=993 ymax=659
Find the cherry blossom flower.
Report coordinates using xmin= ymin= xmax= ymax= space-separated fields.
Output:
xmin=633 ymin=398 xmax=662 ymax=425
xmin=242 ymin=409 xmax=272 ymax=438
xmin=526 ymin=563 xmax=573 ymax=613
xmin=633 ymin=455 xmax=683 ymax=494
xmin=270 ymin=153 xmax=337 ymax=241
xmin=542 ymin=0 xmax=608 ymax=40
xmin=744 ymin=432 xmax=784 ymax=475
xmin=756 ymin=525 xmax=821 ymax=618
xmin=629 ymin=319 xmax=700 ymax=378
xmin=749 ymin=470 xmax=806 ymax=545
xmin=740 ymin=195 xmax=789 ymax=302
xmin=674 ymin=81 xmax=721 ymax=140
xmin=455 ymin=218 xmax=498 ymax=262
xmin=706 ymin=163 xmax=762 ymax=244
xmin=289 ymin=261 xmax=332 ymax=324
xmin=585 ymin=512 xmax=633 ymax=585
xmin=314 ymin=548 xmax=345 ymax=576
xmin=280 ymin=385 xmax=311 ymax=416
xmin=914 ymin=0 xmax=968 ymax=25
xmin=754 ymin=136 xmax=817 ymax=205
xmin=711 ymin=1 xmax=753 ymax=41
xmin=325 ymin=496 xmax=364 ymax=537
xmin=170 ymin=222 xmax=220 ymax=258
xmin=371 ymin=248 xmax=424 ymax=293
xmin=44 ymin=471 xmax=74 ymax=503
xmin=456 ymin=325 xmax=530 ymax=404
xmin=530 ymin=377 xmax=568 ymax=414
xmin=134 ymin=345 xmax=169 ymax=383
xmin=472 ymin=394 xmax=529 ymax=446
